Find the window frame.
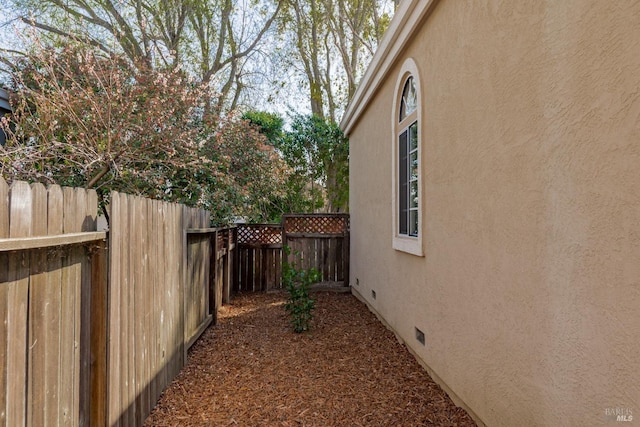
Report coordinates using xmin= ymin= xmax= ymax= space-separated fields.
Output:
xmin=392 ymin=58 xmax=423 ymax=256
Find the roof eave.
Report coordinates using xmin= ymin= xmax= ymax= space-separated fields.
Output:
xmin=340 ymin=0 xmax=439 ymax=136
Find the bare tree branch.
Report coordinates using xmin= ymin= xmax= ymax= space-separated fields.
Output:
xmin=19 ymin=16 xmax=115 ymax=56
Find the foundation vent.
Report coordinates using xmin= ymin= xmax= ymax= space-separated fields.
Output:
xmin=415 ymin=327 xmax=425 ymax=346
xmin=371 ymin=290 xmax=376 ymax=299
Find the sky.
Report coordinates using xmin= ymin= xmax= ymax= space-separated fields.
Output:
xmin=0 ymin=3 xmax=25 ymax=85
xmin=0 ymin=3 xmax=22 ymax=46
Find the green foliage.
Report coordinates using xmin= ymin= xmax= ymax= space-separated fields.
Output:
xmin=214 ymin=115 xmax=290 ymax=223
xmin=278 ymin=114 xmax=349 ymax=213
xmin=242 ymin=111 xmax=284 ymax=142
xmin=283 ymin=246 xmax=321 ymax=333
xmin=240 ymin=111 xmax=349 ymax=220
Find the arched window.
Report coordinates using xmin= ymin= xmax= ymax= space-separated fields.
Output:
xmin=398 ymin=76 xmax=419 ymax=237
xmin=393 ymin=59 xmax=423 ymax=256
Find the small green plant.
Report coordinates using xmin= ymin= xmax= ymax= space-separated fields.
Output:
xmin=283 ymin=246 xmax=321 ymax=333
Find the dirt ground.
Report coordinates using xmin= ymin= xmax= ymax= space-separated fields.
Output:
xmin=144 ymin=291 xmax=477 ymax=426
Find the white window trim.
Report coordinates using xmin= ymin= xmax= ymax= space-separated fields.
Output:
xmin=392 ymin=58 xmax=424 ymax=256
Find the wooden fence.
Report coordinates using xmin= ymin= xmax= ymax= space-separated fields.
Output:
xmin=235 ymin=223 xmax=283 ymax=292
xmin=0 ymin=176 xmax=348 ymax=426
xmin=0 ymin=179 xmax=231 ymax=427
xmin=184 ymin=226 xmax=236 ymax=339
xmin=107 ymin=192 xmax=217 ymax=426
xmin=234 ymin=213 xmax=350 ymax=293
xmin=0 ymin=178 xmax=106 ymax=427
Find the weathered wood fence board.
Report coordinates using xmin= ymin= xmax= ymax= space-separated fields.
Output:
xmin=43 ymin=184 xmax=63 ymax=427
xmin=0 ymin=177 xmax=104 ymax=427
xmin=0 ymin=179 xmax=6 ymax=427
xmin=6 ymin=180 xmax=30 ymax=427
xmin=89 ymin=239 xmax=107 ymax=427
xmin=220 ymin=228 xmax=236 ymax=305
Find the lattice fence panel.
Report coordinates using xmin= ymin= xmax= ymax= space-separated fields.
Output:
xmin=237 ymin=224 xmax=282 ymax=245
xmin=283 ymin=215 xmax=349 ymax=234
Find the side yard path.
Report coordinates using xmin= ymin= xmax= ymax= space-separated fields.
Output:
xmin=144 ymin=292 xmax=476 ymax=426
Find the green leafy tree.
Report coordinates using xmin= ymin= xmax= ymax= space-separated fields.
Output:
xmin=241 ymin=110 xmax=297 ymax=220
xmin=245 ymin=111 xmax=349 ymax=215
xmin=216 ymin=112 xmax=290 ymax=222
xmin=242 ymin=110 xmax=285 ymax=142
xmin=281 ymin=114 xmax=349 ymax=212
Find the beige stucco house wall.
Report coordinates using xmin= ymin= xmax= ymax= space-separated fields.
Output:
xmin=341 ymin=1 xmax=640 ymax=425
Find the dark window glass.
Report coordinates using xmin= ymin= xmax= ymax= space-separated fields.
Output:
xmin=399 ymin=77 xmax=417 ymax=122
xmin=399 ymin=121 xmax=418 ymax=237
xmin=399 ymin=130 xmax=408 ymax=235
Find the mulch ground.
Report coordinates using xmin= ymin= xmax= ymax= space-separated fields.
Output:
xmin=144 ymin=291 xmax=477 ymax=426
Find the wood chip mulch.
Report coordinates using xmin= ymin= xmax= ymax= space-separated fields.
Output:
xmin=144 ymin=291 xmax=477 ymax=426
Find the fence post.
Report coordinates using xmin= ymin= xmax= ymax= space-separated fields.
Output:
xmin=6 ymin=181 xmax=31 ymax=427
xmin=232 ymin=227 xmax=240 ymax=294
xmin=209 ymin=230 xmax=217 ymax=322
xmin=282 ymin=216 xmax=289 ymax=271
xmin=213 ymin=228 xmax=222 ymax=323
xmin=222 ymin=229 xmax=231 ymax=304
xmin=90 ymin=240 xmax=108 ymax=427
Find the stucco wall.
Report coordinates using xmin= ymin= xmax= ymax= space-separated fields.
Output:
xmin=348 ymin=1 xmax=640 ymax=425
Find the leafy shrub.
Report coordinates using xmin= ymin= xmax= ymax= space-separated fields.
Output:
xmin=283 ymin=246 xmax=321 ymax=333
